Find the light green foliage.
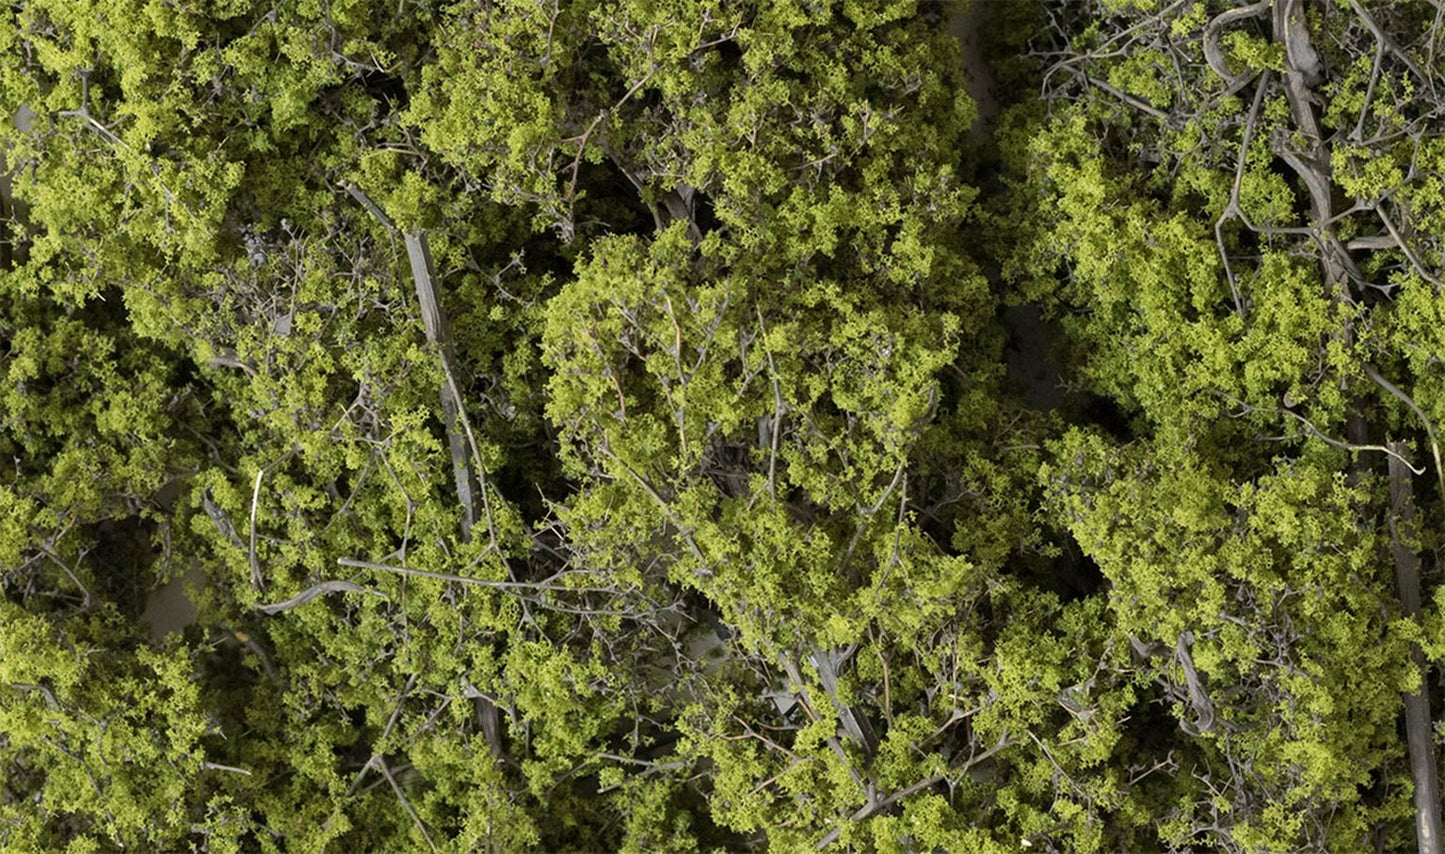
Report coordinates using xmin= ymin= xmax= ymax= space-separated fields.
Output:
xmin=4 ymin=0 xmax=1440 ymax=850
xmin=7 ymin=0 xmax=1014 ymax=846
xmin=0 ymin=605 xmax=232 ymax=850
xmin=999 ymin=0 xmax=1445 ymax=848
xmin=1048 ymin=432 xmax=1408 ymax=833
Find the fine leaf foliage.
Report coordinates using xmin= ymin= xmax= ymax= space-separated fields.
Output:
xmin=3 ymin=1 xmax=1445 ymax=851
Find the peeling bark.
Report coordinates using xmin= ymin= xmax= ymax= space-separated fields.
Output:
xmin=810 ymin=646 xmax=880 ymax=758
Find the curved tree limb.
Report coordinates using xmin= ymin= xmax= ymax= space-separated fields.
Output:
xmin=256 ymin=580 xmax=378 ymax=615
xmin=1203 ymin=1 xmax=1272 ymax=95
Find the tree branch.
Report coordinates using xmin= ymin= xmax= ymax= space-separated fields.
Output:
xmin=256 ymin=580 xmax=378 ymax=615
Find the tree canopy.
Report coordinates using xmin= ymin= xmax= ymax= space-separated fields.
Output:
xmin=3 ymin=1 xmax=1445 ymax=851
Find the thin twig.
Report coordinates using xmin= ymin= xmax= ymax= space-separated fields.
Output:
xmin=1215 ymin=70 xmax=1271 ymax=320
xmin=338 ymin=557 xmax=599 ymax=593
xmin=201 ymin=762 xmax=253 ymax=776
xmin=378 ymin=758 xmax=437 ymax=854
xmin=1376 ymin=205 xmax=1443 ymax=290
xmin=754 ymin=305 xmax=784 ymax=500
xmin=38 ymin=545 xmax=93 ymax=608
xmin=1277 ymin=406 xmax=1425 ymax=474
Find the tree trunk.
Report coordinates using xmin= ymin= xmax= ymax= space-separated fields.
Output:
xmin=1388 ymin=441 xmax=1443 ymax=854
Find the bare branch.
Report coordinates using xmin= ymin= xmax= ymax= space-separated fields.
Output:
xmin=754 ymin=305 xmax=785 ymax=502
xmin=1203 ymin=1 xmax=1271 ymax=94
xmin=1376 ymin=204 xmax=1443 ymax=290
xmin=1276 ymin=406 xmax=1426 ymax=474
xmin=256 ymin=580 xmax=378 ymax=615
xmin=249 ymin=469 xmax=264 ymax=592
xmin=1215 ymin=70 xmax=1271 ymax=320
xmin=814 ymin=732 xmax=1013 ymax=849
xmin=404 ymin=231 xmax=501 ymax=552
xmin=379 ymin=758 xmax=437 ymax=854
xmin=200 ymin=762 xmax=253 ymax=776
xmin=1222 ymin=393 xmax=1426 ymax=474
xmin=1348 ymin=0 xmax=1428 ymax=94
xmin=1080 ymin=74 xmax=1168 ymax=121
xmin=344 ymin=182 xmax=397 ymax=232
xmin=338 ymin=557 xmax=604 ymax=594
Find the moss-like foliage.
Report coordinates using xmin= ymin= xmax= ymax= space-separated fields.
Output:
xmin=3 ymin=1 xmax=1445 ymax=851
